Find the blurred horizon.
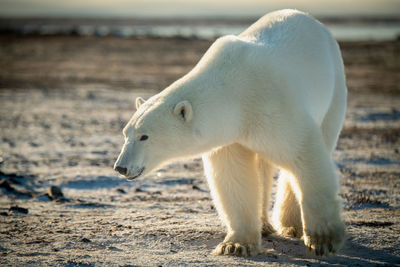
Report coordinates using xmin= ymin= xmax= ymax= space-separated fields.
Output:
xmin=1 ymin=0 xmax=399 ymax=41
xmin=0 ymin=0 xmax=399 ymax=19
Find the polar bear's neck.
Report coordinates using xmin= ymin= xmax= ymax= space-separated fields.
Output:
xmin=161 ymin=69 xmax=244 ymax=151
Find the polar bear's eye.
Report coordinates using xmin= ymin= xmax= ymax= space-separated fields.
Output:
xmin=139 ymin=135 xmax=148 ymax=141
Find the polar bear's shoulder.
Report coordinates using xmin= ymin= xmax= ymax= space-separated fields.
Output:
xmin=191 ymin=35 xmax=255 ymax=73
xmin=210 ymin=35 xmax=252 ymax=56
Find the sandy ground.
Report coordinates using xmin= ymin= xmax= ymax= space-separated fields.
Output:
xmin=0 ymin=35 xmax=399 ymax=266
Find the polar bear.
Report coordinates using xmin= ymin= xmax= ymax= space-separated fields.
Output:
xmin=114 ymin=9 xmax=347 ymax=257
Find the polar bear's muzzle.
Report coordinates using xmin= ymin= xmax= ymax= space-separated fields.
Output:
xmin=126 ymin=167 xmax=145 ymax=180
xmin=114 ymin=163 xmax=145 ymax=180
xmin=114 ymin=165 xmax=128 ymax=176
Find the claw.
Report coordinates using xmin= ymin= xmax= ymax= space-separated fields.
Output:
xmin=235 ymin=245 xmax=243 ymax=256
xmin=214 ymin=241 xmax=258 ymax=257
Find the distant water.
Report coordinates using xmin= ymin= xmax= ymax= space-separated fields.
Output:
xmin=1 ymin=18 xmax=399 ymax=41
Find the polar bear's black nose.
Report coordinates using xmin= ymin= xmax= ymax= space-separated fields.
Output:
xmin=114 ymin=166 xmax=127 ymax=175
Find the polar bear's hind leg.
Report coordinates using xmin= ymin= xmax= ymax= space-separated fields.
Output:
xmin=272 ymin=170 xmax=303 ymax=238
xmin=290 ymin=121 xmax=346 ymax=256
xmin=256 ymin=156 xmax=276 ymax=236
xmin=203 ymin=144 xmax=262 ymax=257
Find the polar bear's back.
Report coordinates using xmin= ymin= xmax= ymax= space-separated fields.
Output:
xmin=239 ymin=9 xmax=326 ymax=46
xmin=239 ymin=9 xmax=344 ymax=125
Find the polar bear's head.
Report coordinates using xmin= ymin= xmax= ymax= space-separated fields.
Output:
xmin=114 ymin=95 xmax=201 ymax=180
xmin=113 ymin=35 xmax=248 ymax=179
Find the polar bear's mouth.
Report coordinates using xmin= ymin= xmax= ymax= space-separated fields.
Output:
xmin=127 ymin=167 xmax=145 ymax=180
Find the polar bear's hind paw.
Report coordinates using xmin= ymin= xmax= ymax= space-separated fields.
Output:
xmin=262 ymin=222 xmax=276 ymax=236
xmin=280 ymin=226 xmax=302 ymax=238
xmin=304 ymin=222 xmax=346 ymax=256
xmin=213 ymin=242 xmax=259 ymax=257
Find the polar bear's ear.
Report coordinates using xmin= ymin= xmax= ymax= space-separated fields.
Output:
xmin=173 ymin=101 xmax=193 ymax=122
xmin=135 ymin=97 xmax=146 ymax=109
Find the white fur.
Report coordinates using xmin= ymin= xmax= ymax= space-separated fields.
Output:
xmin=114 ymin=9 xmax=347 ymax=257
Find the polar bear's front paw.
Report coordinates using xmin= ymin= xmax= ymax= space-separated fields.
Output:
xmin=303 ymin=221 xmax=346 ymax=256
xmin=213 ymin=242 xmax=259 ymax=257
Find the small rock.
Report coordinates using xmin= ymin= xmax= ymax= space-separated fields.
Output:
xmin=87 ymin=92 xmax=96 ymax=99
xmin=116 ymin=188 xmax=126 ymax=194
xmin=107 ymin=246 xmax=122 ymax=251
xmin=135 ymin=188 xmax=145 ymax=193
xmin=81 ymin=238 xmax=91 ymax=243
xmin=192 ymin=185 xmax=201 ymax=191
xmin=0 ymin=212 xmax=8 ymax=216
xmin=29 ymin=142 xmax=40 ymax=147
xmin=48 ymin=186 xmax=64 ymax=200
xmin=9 ymin=206 xmax=28 ymax=214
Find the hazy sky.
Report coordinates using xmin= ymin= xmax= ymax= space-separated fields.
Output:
xmin=0 ymin=0 xmax=399 ymax=18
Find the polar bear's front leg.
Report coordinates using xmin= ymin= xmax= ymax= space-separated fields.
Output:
xmin=290 ymin=128 xmax=346 ymax=256
xmin=203 ymin=144 xmax=261 ymax=257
